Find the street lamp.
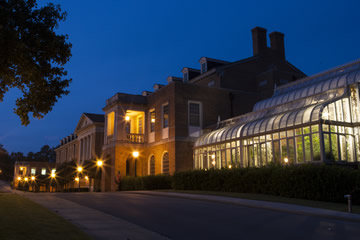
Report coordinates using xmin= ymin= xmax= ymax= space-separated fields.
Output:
xmin=96 ymin=160 xmax=103 ymax=167
xmin=284 ymin=157 xmax=289 ymax=164
xmin=24 ymin=177 xmax=28 ymax=182
xmin=31 ymin=176 xmax=35 ymax=181
xmin=77 ymin=166 xmax=83 ymax=173
xmin=132 ymin=151 xmax=139 ymax=158
xmin=17 ymin=176 xmax=21 ymax=181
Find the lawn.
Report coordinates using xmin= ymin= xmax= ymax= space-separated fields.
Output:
xmin=0 ymin=193 xmax=92 ymax=240
xmin=159 ymin=190 xmax=360 ymax=214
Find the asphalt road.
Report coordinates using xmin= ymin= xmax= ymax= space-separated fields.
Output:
xmin=53 ymin=192 xmax=360 ymax=240
xmin=0 ymin=180 xmax=11 ymax=192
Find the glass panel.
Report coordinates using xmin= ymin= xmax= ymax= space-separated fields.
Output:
xmin=342 ymin=98 xmax=351 ymax=123
xmin=273 ymin=133 xmax=279 ymax=140
xmin=304 ymin=135 xmax=311 ymax=162
xmin=243 ymin=146 xmax=248 ymax=167
xmin=303 ymin=106 xmax=315 ymax=124
xmin=295 ymin=109 xmax=305 ymax=125
xmin=303 ymin=126 xmax=310 ymax=134
xmin=312 ymin=133 xmax=321 ymax=161
xmin=266 ymin=117 xmax=276 ymax=131
xmin=350 ymin=85 xmax=360 ymax=123
xmin=273 ymin=141 xmax=280 ymax=163
xmin=311 ymin=105 xmax=321 ymax=122
xmin=346 ymin=135 xmax=355 ymax=162
xmin=281 ymin=139 xmax=287 ymax=163
xmin=287 ymin=130 xmax=294 ymax=137
xmin=287 ymin=111 xmax=297 ymax=127
xmin=322 ymin=106 xmax=329 ymax=120
xmin=331 ymin=134 xmax=339 ymax=161
xmin=336 ymin=100 xmax=344 ymax=122
xmin=295 ymin=128 xmax=302 ymax=135
xmin=231 ymin=148 xmax=236 ymax=166
xmin=248 ymin=146 xmax=254 ymax=167
xmin=322 ymin=124 xmax=329 ymax=132
xmin=355 ymin=128 xmax=360 ymax=162
xmin=288 ymin=138 xmax=295 ymax=163
xmin=221 ymin=151 xmax=226 ymax=168
xmin=266 ymin=141 xmax=273 ymax=163
xmin=260 ymin=143 xmax=266 ymax=166
xmin=273 ymin=114 xmax=283 ymax=130
xmin=324 ymin=134 xmax=331 ymax=160
xmin=296 ymin=136 xmax=304 ymax=163
xmin=280 ymin=131 xmax=286 ymax=138
xmin=328 ymin=103 xmax=336 ymax=121
xmin=339 ymin=135 xmax=346 ymax=161
xmin=311 ymin=125 xmax=319 ymax=133
xmin=330 ymin=125 xmax=337 ymax=133
xmin=254 ymin=144 xmax=259 ymax=167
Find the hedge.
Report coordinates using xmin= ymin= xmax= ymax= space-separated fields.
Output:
xmin=172 ymin=164 xmax=360 ymax=204
xmin=120 ymin=174 xmax=172 ymax=191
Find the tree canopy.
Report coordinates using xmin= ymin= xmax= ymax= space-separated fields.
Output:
xmin=0 ymin=0 xmax=72 ymax=125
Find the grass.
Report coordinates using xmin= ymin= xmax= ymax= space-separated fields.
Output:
xmin=0 ymin=193 xmax=92 ymax=240
xmin=158 ymin=190 xmax=360 ymax=214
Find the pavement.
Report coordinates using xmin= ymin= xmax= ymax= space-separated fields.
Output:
xmin=3 ymin=182 xmax=360 ymax=239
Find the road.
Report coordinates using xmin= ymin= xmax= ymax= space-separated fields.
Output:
xmin=52 ymin=191 xmax=360 ymax=240
xmin=0 ymin=180 xmax=11 ymax=192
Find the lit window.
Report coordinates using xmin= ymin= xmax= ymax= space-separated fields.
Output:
xmin=107 ymin=111 xmax=115 ymax=136
xmin=31 ymin=168 xmax=36 ymax=176
xmin=41 ymin=168 xmax=46 ymax=175
xmin=51 ymin=168 xmax=56 ymax=174
xmin=189 ymin=102 xmax=200 ymax=127
xmin=150 ymin=110 xmax=155 ymax=132
xmin=138 ymin=116 xmax=143 ymax=134
xmin=183 ymin=72 xmax=188 ymax=82
xmin=163 ymin=104 xmax=169 ymax=128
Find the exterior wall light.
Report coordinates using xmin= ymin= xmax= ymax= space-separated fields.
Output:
xmin=77 ymin=166 xmax=83 ymax=172
xmin=151 ymin=118 xmax=155 ymax=123
xmin=51 ymin=172 xmax=56 ymax=178
xmin=125 ymin=116 xmax=130 ymax=121
xmin=20 ymin=167 xmax=23 ymax=171
xmin=75 ymin=177 xmax=79 ymax=182
xmin=132 ymin=151 xmax=139 ymax=158
xmin=228 ymin=165 xmax=232 ymax=169
xmin=24 ymin=177 xmax=28 ymax=181
xmin=96 ymin=160 xmax=103 ymax=167
xmin=31 ymin=176 xmax=35 ymax=181
xmin=85 ymin=176 xmax=89 ymax=180
xmin=17 ymin=176 xmax=21 ymax=181
xmin=284 ymin=158 xmax=289 ymax=163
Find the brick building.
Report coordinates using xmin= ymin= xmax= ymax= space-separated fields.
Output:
xmin=99 ymin=27 xmax=306 ymax=191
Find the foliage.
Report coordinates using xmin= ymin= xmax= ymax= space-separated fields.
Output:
xmin=0 ymin=0 xmax=72 ymax=125
xmin=172 ymin=164 xmax=360 ymax=204
xmin=120 ymin=175 xmax=172 ymax=191
xmin=55 ymin=159 xmax=77 ymax=186
xmin=0 ymin=145 xmax=13 ymax=181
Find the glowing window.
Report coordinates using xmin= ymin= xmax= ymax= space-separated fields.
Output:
xmin=41 ymin=168 xmax=46 ymax=175
xmin=107 ymin=111 xmax=115 ymax=136
xmin=31 ymin=168 xmax=36 ymax=176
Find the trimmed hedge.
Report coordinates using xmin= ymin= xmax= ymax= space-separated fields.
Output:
xmin=172 ymin=164 xmax=360 ymax=204
xmin=120 ymin=174 xmax=172 ymax=191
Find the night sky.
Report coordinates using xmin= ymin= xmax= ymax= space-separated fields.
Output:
xmin=0 ymin=0 xmax=359 ymax=154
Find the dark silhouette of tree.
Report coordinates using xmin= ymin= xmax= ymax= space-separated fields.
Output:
xmin=0 ymin=144 xmax=13 ymax=181
xmin=0 ymin=0 xmax=72 ymax=125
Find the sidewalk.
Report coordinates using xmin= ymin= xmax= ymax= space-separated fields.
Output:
xmin=13 ymin=190 xmax=169 ymax=240
xmin=130 ymin=191 xmax=360 ymax=222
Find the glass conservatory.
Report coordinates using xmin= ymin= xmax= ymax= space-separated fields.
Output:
xmin=194 ymin=60 xmax=360 ymax=169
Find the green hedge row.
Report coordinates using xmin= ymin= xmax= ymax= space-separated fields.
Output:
xmin=172 ymin=164 xmax=360 ymax=204
xmin=120 ymin=174 xmax=172 ymax=191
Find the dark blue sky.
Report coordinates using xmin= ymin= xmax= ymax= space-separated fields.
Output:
xmin=1 ymin=0 xmax=359 ymax=154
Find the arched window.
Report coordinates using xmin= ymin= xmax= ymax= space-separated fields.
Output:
xmin=149 ymin=155 xmax=155 ymax=175
xmin=162 ymin=152 xmax=169 ymax=174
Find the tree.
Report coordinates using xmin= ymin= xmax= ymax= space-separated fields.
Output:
xmin=0 ymin=0 xmax=72 ymax=125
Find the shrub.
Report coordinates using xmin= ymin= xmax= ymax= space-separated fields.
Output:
xmin=120 ymin=174 xmax=172 ymax=191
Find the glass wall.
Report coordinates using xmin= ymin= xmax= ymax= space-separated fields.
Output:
xmin=194 ymin=61 xmax=360 ymax=169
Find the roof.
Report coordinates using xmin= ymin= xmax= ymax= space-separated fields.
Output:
xmin=83 ymin=113 xmax=104 ymax=123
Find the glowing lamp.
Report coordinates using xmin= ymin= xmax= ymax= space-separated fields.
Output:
xmin=24 ymin=177 xmax=28 ymax=181
xmin=228 ymin=165 xmax=232 ymax=169
xmin=31 ymin=176 xmax=35 ymax=181
xmin=96 ymin=160 xmax=103 ymax=167
xmin=125 ymin=115 xmax=130 ymax=121
xmin=212 ymin=160 xmax=216 ymax=165
xmin=51 ymin=172 xmax=56 ymax=178
xmin=151 ymin=118 xmax=155 ymax=123
xmin=75 ymin=177 xmax=79 ymax=182
xmin=132 ymin=151 xmax=139 ymax=158
xmin=85 ymin=176 xmax=89 ymax=180
xmin=284 ymin=158 xmax=289 ymax=163
xmin=77 ymin=166 xmax=83 ymax=172
xmin=17 ymin=177 xmax=21 ymax=181
xmin=211 ymin=154 xmax=215 ymax=160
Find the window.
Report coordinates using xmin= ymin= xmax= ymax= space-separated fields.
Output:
xmin=201 ymin=62 xmax=207 ymax=74
xmin=162 ymin=104 xmax=169 ymax=128
xmin=138 ymin=116 xmax=143 ymax=134
xmin=183 ymin=72 xmax=189 ymax=82
xmin=150 ymin=110 xmax=155 ymax=132
xmin=41 ymin=168 xmax=46 ymax=175
xmin=107 ymin=111 xmax=115 ymax=136
xmin=162 ymin=152 xmax=169 ymax=174
xmin=189 ymin=102 xmax=201 ymax=127
xmin=149 ymin=155 xmax=155 ymax=175
xmin=31 ymin=168 xmax=36 ymax=176
xmin=51 ymin=168 xmax=56 ymax=174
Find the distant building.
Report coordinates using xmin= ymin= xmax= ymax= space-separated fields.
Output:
xmin=13 ymin=161 xmax=56 ymax=191
xmin=194 ymin=60 xmax=360 ymax=168
xmin=99 ymin=27 xmax=305 ymax=191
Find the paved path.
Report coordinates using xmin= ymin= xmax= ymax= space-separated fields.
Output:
xmin=52 ymin=191 xmax=360 ymax=240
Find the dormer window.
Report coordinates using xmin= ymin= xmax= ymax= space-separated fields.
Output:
xmin=201 ymin=62 xmax=207 ymax=74
xmin=183 ymin=72 xmax=189 ymax=82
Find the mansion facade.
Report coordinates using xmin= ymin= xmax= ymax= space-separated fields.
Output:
xmin=56 ymin=27 xmax=306 ymax=191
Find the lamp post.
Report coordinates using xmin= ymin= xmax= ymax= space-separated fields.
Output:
xmin=77 ymin=166 xmax=82 ymax=192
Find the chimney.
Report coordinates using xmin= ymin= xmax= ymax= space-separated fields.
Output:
xmin=269 ymin=31 xmax=285 ymax=59
xmin=251 ymin=27 xmax=267 ymax=56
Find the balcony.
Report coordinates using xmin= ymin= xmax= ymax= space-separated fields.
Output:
xmin=126 ymin=133 xmax=144 ymax=143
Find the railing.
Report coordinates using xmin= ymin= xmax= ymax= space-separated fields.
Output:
xmin=126 ymin=133 xmax=144 ymax=143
